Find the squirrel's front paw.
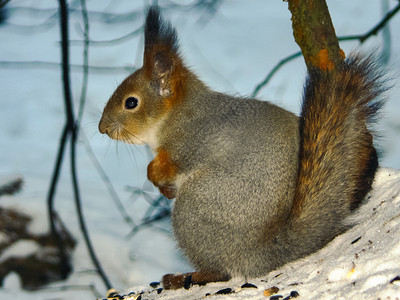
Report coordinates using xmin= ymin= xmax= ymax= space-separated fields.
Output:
xmin=147 ymin=149 xmax=178 ymax=199
xmin=158 ymin=184 xmax=177 ymax=199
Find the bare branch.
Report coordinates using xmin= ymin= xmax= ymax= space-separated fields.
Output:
xmin=339 ymin=1 xmax=400 ymax=43
xmin=252 ymin=1 xmax=400 ymax=97
xmin=0 ymin=0 xmax=10 ymax=9
xmin=251 ymin=52 xmax=302 ymax=98
xmin=70 ymin=27 xmax=142 ymax=46
xmin=47 ymin=0 xmax=112 ymax=290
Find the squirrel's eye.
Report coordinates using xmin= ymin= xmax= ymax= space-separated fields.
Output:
xmin=125 ymin=97 xmax=139 ymax=110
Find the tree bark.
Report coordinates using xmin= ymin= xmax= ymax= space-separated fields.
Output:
xmin=288 ymin=0 xmax=345 ymax=71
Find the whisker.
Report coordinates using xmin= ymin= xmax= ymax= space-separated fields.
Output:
xmin=120 ymin=129 xmax=138 ymax=167
xmin=98 ymin=115 xmax=153 ymax=173
xmin=115 ymin=128 xmax=121 ymax=161
xmin=121 ymin=125 xmax=155 ymax=163
xmin=104 ymin=136 xmax=113 ymax=158
xmin=88 ymin=129 xmax=100 ymax=141
xmin=83 ymin=120 xmax=101 ymax=128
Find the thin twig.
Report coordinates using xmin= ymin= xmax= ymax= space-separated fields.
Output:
xmin=0 ymin=60 xmax=135 ymax=73
xmin=47 ymin=123 xmax=71 ymax=280
xmin=6 ymin=6 xmax=142 ymax=23
xmin=251 ymin=51 xmax=302 ymax=98
xmin=72 ymin=0 xmax=112 ymax=289
xmin=126 ymin=208 xmax=171 ymax=239
xmin=70 ymin=27 xmax=143 ymax=46
xmin=81 ymin=130 xmax=136 ymax=228
xmin=0 ymin=0 xmax=10 ymax=9
xmin=74 ymin=0 xmax=135 ymax=230
xmin=77 ymin=0 xmax=90 ymax=127
xmin=70 ymin=125 xmax=112 ymax=289
xmin=339 ymin=2 xmax=400 ymax=43
xmin=380 ymin=0 xmax=391 ymax=65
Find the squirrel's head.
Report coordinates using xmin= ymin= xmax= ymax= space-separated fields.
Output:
xmin=99 ymin=6 xmax=187 ymax=148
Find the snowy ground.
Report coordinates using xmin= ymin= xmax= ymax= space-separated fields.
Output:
xmin=109 ymin=168 xmax=400 ymax=300
xmin=0 ymin=1 xmax=399 ymax=299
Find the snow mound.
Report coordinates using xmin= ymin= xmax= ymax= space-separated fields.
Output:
xmin=113 ymin=168 xmax=400 ymax=300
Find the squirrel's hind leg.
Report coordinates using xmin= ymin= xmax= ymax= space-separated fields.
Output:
xmin=162 ymin=272 xmax=230 ymax=290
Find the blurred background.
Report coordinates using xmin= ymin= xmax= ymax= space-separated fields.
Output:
xmin=0 ymin=0 xmax=399 ymax=299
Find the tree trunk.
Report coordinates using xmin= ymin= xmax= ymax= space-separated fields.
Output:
xmin=288 ymin=0 xmax=345 ymax=71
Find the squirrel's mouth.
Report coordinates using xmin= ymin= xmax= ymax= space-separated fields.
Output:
xmin=99 ymin=117 xmax=145 ymax=145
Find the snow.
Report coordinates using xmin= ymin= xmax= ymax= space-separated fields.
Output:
xmin=0 ymin=232 xmax=10 ymax=245
xmin=0 ymin=0 xmax=399 ymax=299
xmin=0 ymin=240 xmax=41 ymax=262
xmin=3 ymin=272 xmax=22 ymax=291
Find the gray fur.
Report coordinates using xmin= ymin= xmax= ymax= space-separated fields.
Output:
xmin=160 ymin=83 xmax=301 ymax=277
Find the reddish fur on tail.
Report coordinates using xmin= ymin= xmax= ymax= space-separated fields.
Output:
xmin=289 ymin=55 xmax=385 ymax=244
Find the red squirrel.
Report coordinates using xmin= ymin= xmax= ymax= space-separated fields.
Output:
xmin=99 ymin=6 xmax=385 ymax=289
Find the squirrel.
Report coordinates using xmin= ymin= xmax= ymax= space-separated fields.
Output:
xmin=99 ymin=7 xmax=385 ymax=289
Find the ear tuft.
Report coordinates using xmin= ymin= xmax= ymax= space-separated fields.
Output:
xmin=144 ymin=6 xmax=187 ymax=101
xmin=145 ymin=6 xmax=179 ymax=54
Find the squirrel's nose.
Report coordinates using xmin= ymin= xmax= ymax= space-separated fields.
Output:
xmin=98 ymin=117 xmax=108 ymax=134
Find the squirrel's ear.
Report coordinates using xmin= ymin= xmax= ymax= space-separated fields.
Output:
xmin=143 ymin=6 xmax=182 ymax=97
xmin=152 ymin=51 xmax=173 ymax=97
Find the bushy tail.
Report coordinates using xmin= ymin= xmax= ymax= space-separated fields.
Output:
xmin=285 ymin=55 xmax=386 ymax=254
